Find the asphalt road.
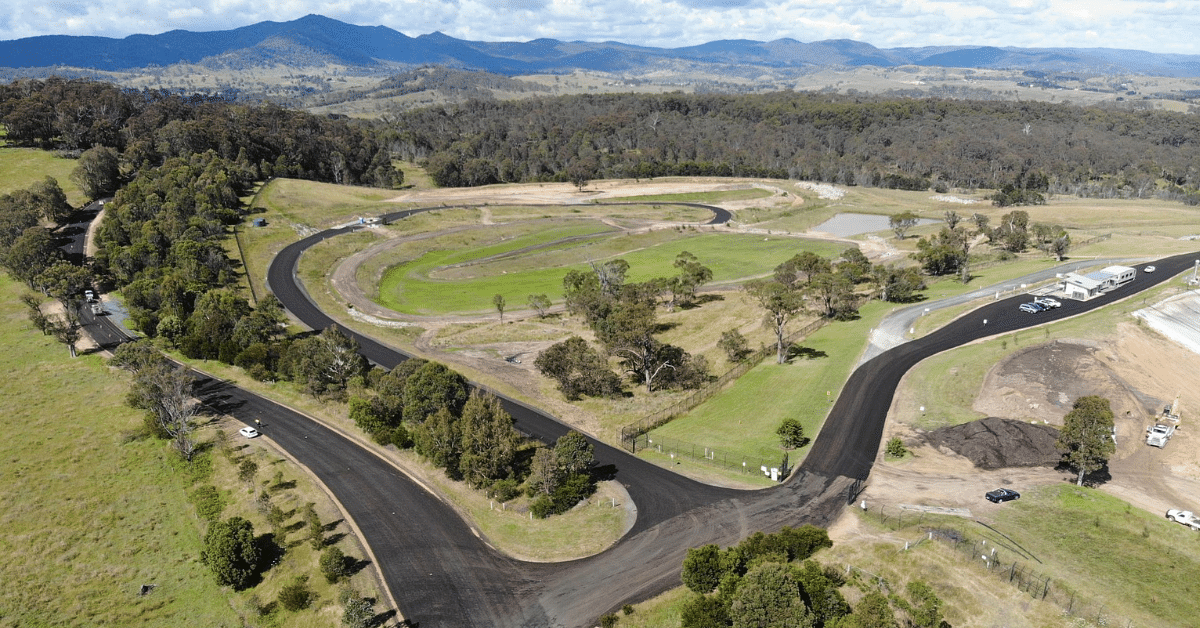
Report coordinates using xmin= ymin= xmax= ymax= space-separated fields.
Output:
xmin=78 ymin=198 xmax=1199 ymax=626
xmin=264 ymin=206 xmax=1200 ymax=626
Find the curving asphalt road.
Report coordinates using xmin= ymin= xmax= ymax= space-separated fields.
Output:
xmin=262 ymin=196 xmax=1200 ymax=626
xmin=80 ymin=196 xmax=1200 ymax=626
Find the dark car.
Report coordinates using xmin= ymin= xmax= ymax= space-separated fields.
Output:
xmin=985 ymin=488 xmax=1020 ymax=503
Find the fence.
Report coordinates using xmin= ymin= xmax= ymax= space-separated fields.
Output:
xmin=623 ymin=431 xmax=791 ymax=479
xmin=869 ymin=506 xmax=1135 ymax=627
xmin=619 ymin=317 xmax=829 ymax=449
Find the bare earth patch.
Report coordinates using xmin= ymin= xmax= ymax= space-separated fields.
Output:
xmin=849 ymin=324 xmax=1200 ymax=532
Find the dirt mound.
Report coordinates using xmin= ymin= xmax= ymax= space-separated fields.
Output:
xmin=924 ymin=417 xmax=1062 ymax=469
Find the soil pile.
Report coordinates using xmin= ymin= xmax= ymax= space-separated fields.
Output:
xmin=924 ymin=417 xmax=1062 ymax=469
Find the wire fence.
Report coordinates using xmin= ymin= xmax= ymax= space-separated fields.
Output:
xmin=869 ymin=505 xmax=1136 ymax=628
xmin=619 ymin=317 xmax=828 ymax=448
xmin=622 ymin=431 xmax=792 ymax=479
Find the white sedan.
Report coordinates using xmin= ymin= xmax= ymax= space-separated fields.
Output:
xmin=238 ymin=426 xmax=260 ymax=438
xmin=1144 ymin=265 xmax=1156 ymax=273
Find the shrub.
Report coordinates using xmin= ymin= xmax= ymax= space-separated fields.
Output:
xmin=340 ymin=587 xmax=374 ymax=628
xmin=190 ymin=485 xmax=226 ymax=522
xmin=530 ymin=495 xmax=555 ymax=519
xmin=776 ymin=418 xmax=809 ymax=449
xmin=200 ymin=516 xmax=260 ymax=590
xmin=600 ymin=613 xmax=619 ymax=628
xmin=885 ymin=437 xmax=908 ymax=458
xmin=320 ymin=546 xmax=349 ymax=584
xmin=277 ymin=575 xmax=312 ymax=611
xmin=490 ymin=477 xmax=521 ymax=502
xmin=238 ymin=458 xmax=258 ymax=483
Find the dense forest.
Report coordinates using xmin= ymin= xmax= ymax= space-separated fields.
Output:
xmin=0 ymin=78 xmax=401 ymax=187
xmin=391 ymin=92 xmax=1200 ymax=202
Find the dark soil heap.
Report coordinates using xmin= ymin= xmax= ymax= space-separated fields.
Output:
xmin=924 ymin=417 xmax=1063 ymax=469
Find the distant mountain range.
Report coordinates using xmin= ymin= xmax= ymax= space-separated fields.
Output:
xmin=3 ymin=14 xmax=1199 ymax=78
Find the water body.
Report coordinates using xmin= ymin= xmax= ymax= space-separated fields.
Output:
xmin=812 ymin=213 xmax=939 ymax=238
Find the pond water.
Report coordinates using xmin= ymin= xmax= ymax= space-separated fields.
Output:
xmin=812 ymin=213 xmax=939 ymax=238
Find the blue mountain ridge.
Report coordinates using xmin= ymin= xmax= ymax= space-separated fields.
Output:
xmin=2 ymin=14 xmax=1198 ymax=77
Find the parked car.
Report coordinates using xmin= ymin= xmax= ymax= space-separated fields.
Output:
xmin=1034 ymin=297 xmax=1061 ymax=309
xmin=985 ymin=488 xmax=1021 ymax=503
xmin=1144 ymin=265 xmax=1156 ymax=273
xmin=1019 ymin=303 xmax=1042 ymax=313
xmin=1166 ymin=509 xmax=1200 ymax=530
xmin=238 ymin=426 xmax=260 ymax=438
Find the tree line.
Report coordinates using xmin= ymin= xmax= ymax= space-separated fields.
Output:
xmin=389 ymin=91 xmax=1200 ymax=202
xmin=0 ymin=77 xmax=402 ymax=189
xmin=669 ymin=526 xmax=947 ymax=628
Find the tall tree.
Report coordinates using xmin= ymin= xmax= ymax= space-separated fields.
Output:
xmin=457 ymin=392 xmax=520 ymax=488
xmin=888 ymin=211 xmax=920 ymax=240
xmin=728 ymin=562 xmax=812 ymax=628
xmin=402 ymin=361 xmax=468 ymax=423
xmin=3 ymin=226 xmax=62 ymax=287
xmin=29 ymin=176 xmax=73 ymax=225
xmin=492 ymin=293 xmax=506 ymax=321
xmin=595 ymin=300 xmax=676 ymax=392
xmin=1056 ymin=395 xmax=1117 ymax=486
xmin=128 ymin=359 xmax=201 ymax=461
xmin=70 ymin=145 xmax=121 ymax=199
xmin=527 ymin=293 xmax=551 ymax=318
xmin=746 ymin=279 xmax=805 ymax=364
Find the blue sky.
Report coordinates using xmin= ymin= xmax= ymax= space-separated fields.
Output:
xmin=2 ymin=0 xmax=1196 ymax=55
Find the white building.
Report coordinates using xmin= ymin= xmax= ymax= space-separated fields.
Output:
xmin=1060 ymin=265 xmax=1137 ymax=301
xmin=1061 ymin=272 xmax=1103 ymax=301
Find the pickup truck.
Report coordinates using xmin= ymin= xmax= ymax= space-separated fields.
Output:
xmin=1166 ymin=510 xmax=1200 ymax=531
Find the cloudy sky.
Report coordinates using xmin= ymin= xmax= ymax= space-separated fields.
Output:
xmin=2 ymin=0 xmax=1197 ymax=54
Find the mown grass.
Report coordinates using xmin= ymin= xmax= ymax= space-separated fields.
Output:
xmin=375 ymin=229 xmax=843 ymax=315
xmin=0 ymin=146 xmax=85 ymax=205
xmin=0 ymin=277 xmax=239 ymax=627
xmin=650 ymin=299 xmax=894 ymax=474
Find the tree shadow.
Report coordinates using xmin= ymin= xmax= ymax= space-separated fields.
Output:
xmin=785 ymin=345 xmax=828 ymax=362
xmin=653 ymin=321 xmax=681 ymax=333
xmin=254 ymin=532 xmax=285 ymax=583
xmin=347 ymin=556 xmax=372 ymax=577
xmin=325 ymin=532 xmax=348 ymax=546
xmin=376 ymin=610 xmax=402 ymax=627
xmin=591 ymin=463 xmax=619 ymax=483
xmin=271 ymin=479 xmax=297 ymax=491
xmin=323 ymin=518 xmax=344 ymax=533
xmin=1054 ymin=462 xmax=1112 ymax=487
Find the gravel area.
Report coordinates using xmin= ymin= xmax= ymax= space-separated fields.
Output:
xmin=1132 ymin=290 xmax=1200 ymax=357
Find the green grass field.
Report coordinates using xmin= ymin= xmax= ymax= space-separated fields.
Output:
xmin=0 ymin=146 xmax=86 ymax=206
xmin=649 ymin=300 xmax=893 ymax=471
xmin=375 ymin=228 xmax=844 ymax=315
xmin=0 ymin=278 xmax=242 ymax=627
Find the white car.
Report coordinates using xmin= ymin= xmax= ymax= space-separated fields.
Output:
xmin=1144 ymin=265 xmax=1156 ymax=273
xmin=1034 ymin=297 xmax=1061 ymax=309
xmin=238 ymin=426 xmax=260 ymax=438
xmin=1167 ymin=509 xmax=1200 ymax=530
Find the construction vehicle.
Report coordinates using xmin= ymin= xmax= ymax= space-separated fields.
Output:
xmin=1147 ymin=423 xmax=1176 ymax=448
xmin=1147 ymin=394 xmax=1183 ymax=448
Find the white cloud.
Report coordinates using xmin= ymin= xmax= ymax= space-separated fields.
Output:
xmin=0 ymin=0 xmax=1197 ymax=54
